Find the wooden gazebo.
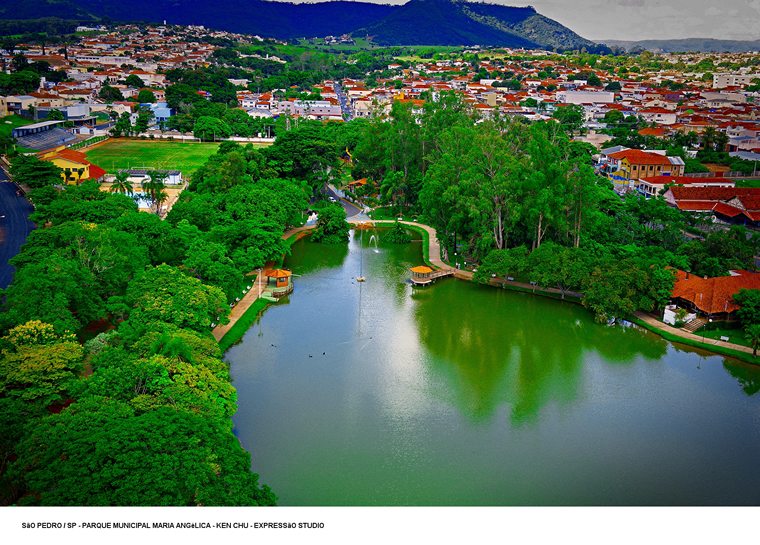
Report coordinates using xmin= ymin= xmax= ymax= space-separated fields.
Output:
xmin=265 ymin=268 xmax=294 ymax=296
xmin=410 ymin=265 xmax=434 ymax=286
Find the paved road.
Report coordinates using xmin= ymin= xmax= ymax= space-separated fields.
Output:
xmin=325 ymin=185 xmax=361 ymax=217
xmin=334 ymin=82 xmax=352 ymax=121
xmin=0 ymin=171 xmax=35 ymax=289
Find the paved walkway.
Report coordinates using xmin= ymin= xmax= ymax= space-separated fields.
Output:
xmin=212 ymin=267 xmax=266 ymax=341
xmin=212 ymin=224 xmax=318 ymax=342
xmin=633 ymin=311 xmax=755 ymax=356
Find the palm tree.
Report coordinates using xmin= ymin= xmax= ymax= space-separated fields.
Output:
xmin=142 ymin=170 xmax=169 ymax=215
xmin=110 ymin=170 xmax=134 ymax=195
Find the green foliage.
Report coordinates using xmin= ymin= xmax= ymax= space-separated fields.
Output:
xmin=0 ymin=321 xmax=83 ymax=406
xmin=384 ymin=221 xmax=412 ymax=244
xmin=734 ymin=288 xmax=760 ymax=334
xmin=136 ymin=89 xmax=156 ymax=103
xmin=98 ymin=83 xmax=124 ymax=102
xmin=552 ymin=104 xmax=584 ymax=135
xmin=123 ymin=264 xmax=229 ymax=333
xmin=193 ymin=116 xmax=231 ymax=141
xmin=474 ymin=246 xmax=529 ymax=283
xmin=125 ymin=74 xmax=144 ymax=88
xmin=311 ymin=203 xmax=349 ymax=244
xmin=10 ymin=154 xmax=62 ymax=189
xmin=10 ymin=398 xmax=275 ymax=506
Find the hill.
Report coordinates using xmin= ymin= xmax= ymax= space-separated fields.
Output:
xmin=0 ymin=0 xmax=606 ymax=51
xmin=603 ymin=38 xmax=760 ymax=53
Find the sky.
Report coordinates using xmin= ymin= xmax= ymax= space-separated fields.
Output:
xmin=276 ymin=0 xmax=760 ymax=42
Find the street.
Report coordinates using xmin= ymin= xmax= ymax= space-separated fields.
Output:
xmin=334 ymin=82 xmax=352 ymax=121
xmin=325 ymin=184 xmax=361 ymax=218
xmin=0 ymin=168 xmax=35 ymax=289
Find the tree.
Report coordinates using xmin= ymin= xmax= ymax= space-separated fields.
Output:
xmin=137 ymin=89 xmax=156 ymax=103
xmin=125 ymin=74 xmax=145 ymax=88
xmin=134 ymin=106 xmax=154 ymax=133
xmin=733 ymin=287 xmax=760 ymax=356
xmin=10 ymin=398 xmax=276 ymax=506
xmin=193 ymin=116 xmax=231 ymax=141
xmin=553 ymin=105 xmax=584 ymax=135
xmin=10 ymin=154 xmax=62 ymax=188
xmin=122 ymin=264 xmax=229 ymax=332
xmin=0 ymin=321 xmax=83 ymax=406
xmin=745 ymin=323 xmax=760 ymax=357
xmin=473 ymin=246 xmax=529 ymax=283
xmin=311 ymin=203 xmax=349 ymax=244
xmin=141 ymin=170 xmax=168 ymax=215
xmin=110 ymin=170 xmax=134 ymax=195
xmin=47 ymin=108 xmax=64 ymax=121
xmin=111 ymin=111 xmax=133 ymax=137
xmin=98 ymin=84 xmax=124 ymax=102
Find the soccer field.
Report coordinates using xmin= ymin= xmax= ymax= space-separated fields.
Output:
xmin=85 ymin=139 xmax=224 ymax=176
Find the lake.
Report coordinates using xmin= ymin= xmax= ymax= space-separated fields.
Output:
xmin=228 ymin=230 xmax=760 ymax=505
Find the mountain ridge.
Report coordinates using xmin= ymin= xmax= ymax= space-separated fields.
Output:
xmin=602 ymin=37 xmax=760 ymax=53
xmin=0 ymin=0 xmax=607 ymax=51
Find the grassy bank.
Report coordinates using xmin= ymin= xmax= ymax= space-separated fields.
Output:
xmin=220 ymin=230 xmax=308 ymax=351
xmin=630 ymin=316 xmax=759 ymax=365
xmin=402 ymin=224 xmax=432 ymax=266
xmin=218 ymin=298 xmax=271 ymax=352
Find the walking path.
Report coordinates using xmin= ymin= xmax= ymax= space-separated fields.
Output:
xmin=633 ymin=311 xmax=755 ymax=356
xmin=212 ymin=224 xmax=318 ymax=342
xmin=213 ymin=217 xmax=757 ymax=361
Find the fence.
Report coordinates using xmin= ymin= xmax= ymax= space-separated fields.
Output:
xmin=68 ymin=135 xmax=109 ymax=150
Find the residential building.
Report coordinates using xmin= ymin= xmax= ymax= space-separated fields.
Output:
xmin=607 ymin=149 xmax=685 ymax=180
xmin=671 ymin=269 xmax=760 ymax=320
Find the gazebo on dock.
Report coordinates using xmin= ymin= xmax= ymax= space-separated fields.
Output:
xmin=265 ymin=269 xmax=294 ymax=297
xmin=410 ymin=265 xmax=434 ymax=286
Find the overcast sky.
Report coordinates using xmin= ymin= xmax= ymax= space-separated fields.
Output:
xmin=277 ymin=0 xmax=760 ymax=42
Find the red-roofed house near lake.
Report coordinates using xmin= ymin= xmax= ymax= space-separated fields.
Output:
xmin=670 ymin=269 xmax=760 ymax=321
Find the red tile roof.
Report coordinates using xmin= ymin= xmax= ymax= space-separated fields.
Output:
xmin=672 ymin=269 xmax=760 ymax=315
xmin=641 ymin=176 xmax=733 ymax=186
xmin=609 ymin=149 xmax=672 ymax=165
xmin=668 ymin=186 xmax=759 ymax=202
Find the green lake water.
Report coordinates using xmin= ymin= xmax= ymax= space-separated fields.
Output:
xmin=228 ymin=230 xmax=760 ymax=505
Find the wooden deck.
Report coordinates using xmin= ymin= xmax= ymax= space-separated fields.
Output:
xmin=411 ymin=269 xmax=454 ymax=286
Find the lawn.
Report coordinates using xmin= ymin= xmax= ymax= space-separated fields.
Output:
xmin=85 ymin=139 xmax=223 ymax=176
xmin=697 ymin=327 xmax=750 ymax=348
xmin=0 ymin=114 xmax=33 ymax=139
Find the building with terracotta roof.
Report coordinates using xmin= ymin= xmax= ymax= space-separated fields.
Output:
xmin=671 ymin=269 xmax=760 ymax=319
xmin=39 ymin=147 xmax=107 ymax=184
xmin=608 ymin=149 xmax=685 ymax=180
xmin=664 ymin=186 xmax=760 ymax=225
xmin=635 ymin=175 xmax=734 ymax=198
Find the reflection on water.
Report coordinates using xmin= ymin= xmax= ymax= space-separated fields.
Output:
xmin=229 ymin=233 xmax=760 ymax=506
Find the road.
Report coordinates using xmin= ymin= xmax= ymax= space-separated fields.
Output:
xmin=0 ymin=168 xmax=35 ymax=289
xmin=334 ymin=82 xmax=352 ymax=121
xmin=325 ymin=184 xmax=361 ymax=218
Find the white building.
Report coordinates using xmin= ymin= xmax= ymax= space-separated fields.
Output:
xmin=713 ymin=73 xmax=760 ymax=89
xmin=556 ymin=90 xmax=615 ymax=105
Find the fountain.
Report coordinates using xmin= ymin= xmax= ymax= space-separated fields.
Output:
xmin=369 ymin=234 xmax=379 ymax=253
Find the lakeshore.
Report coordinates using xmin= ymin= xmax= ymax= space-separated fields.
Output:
xmin=215 ymin=220 xmax=760 ymax=364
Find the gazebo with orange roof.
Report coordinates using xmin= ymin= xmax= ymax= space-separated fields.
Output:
xmin=410 ymin=265 xmax=434 ymax=285
xmin=265 ymin=268 xmax=294 ymax=295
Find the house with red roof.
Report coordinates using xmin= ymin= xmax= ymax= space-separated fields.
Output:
xmin=608 ymin=149 xmax=685 ymax=180
xmin=671 ymin=269 xmax=760 ymax=320
xmin=664 ymin=186 xmax=760 ymax=225
xmin=39 ymin=147 xmax=107 ymax=184
xmin=635 ymin=175 xmax=734 ymax=198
